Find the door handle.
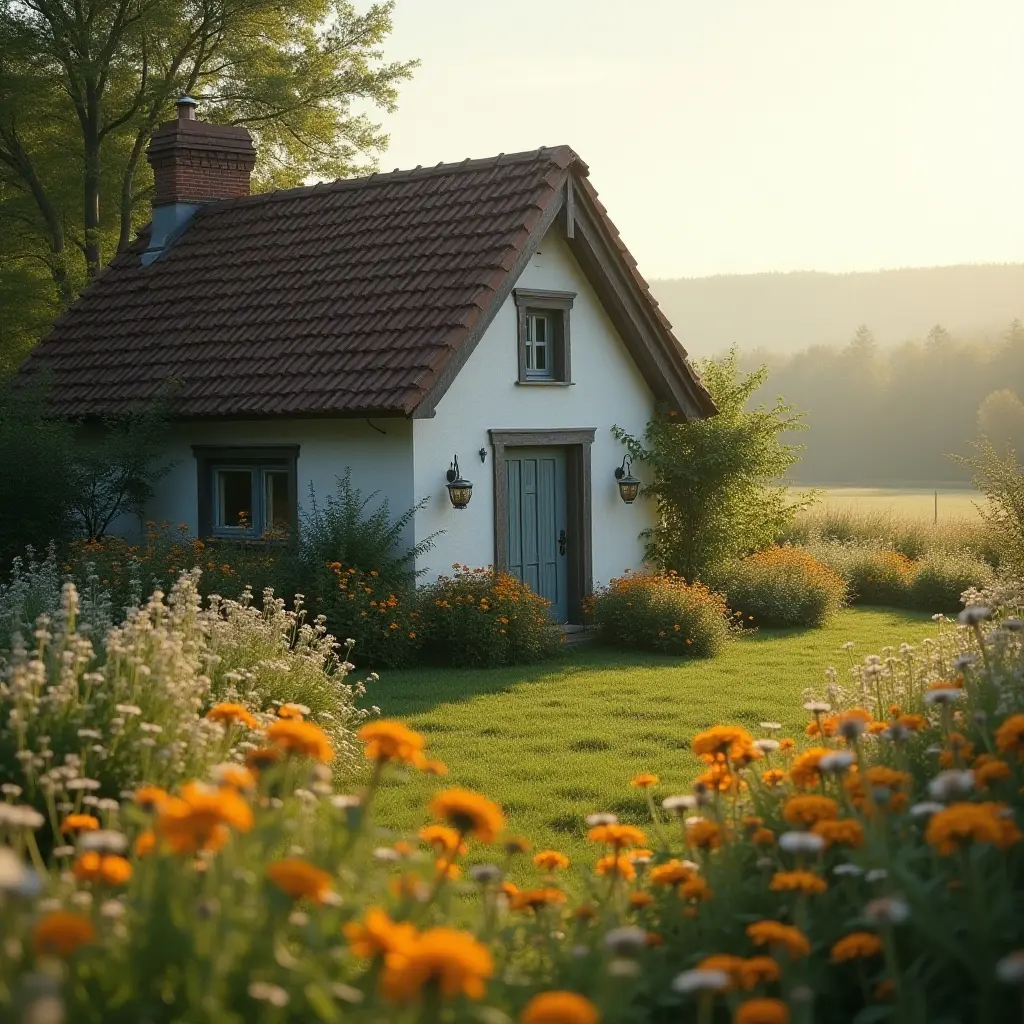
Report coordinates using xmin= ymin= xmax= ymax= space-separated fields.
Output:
xmin=558 ymin=529 xmax=567 ymax=556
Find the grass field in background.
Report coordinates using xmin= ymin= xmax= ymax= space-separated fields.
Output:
xmin=367 ymin=607 xmax=938 ymax=872
xmin=795 ymin=487 xmax=980 ymax=520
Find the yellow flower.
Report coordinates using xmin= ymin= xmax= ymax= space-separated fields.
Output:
xmin=72 ymin=852 xmax=132 ymax=886
xmin=782 ymin=794 xmax=838 ymax=826
xmin=380 ymin=927 xmax=494 ymax=1003
xmin=266 ymin=858 xmax=334 ymax=903
xmin=769 ymin=870 xmax=827 ymax=895
xmin=586 ymin=823 xmax=647 ymax=849
xmin=746 ymin=920 xmax=810 ymax=958
xmin=206 ymin=702 xmax=258 ymax=730
xmin=156 ymin=781 xmax=253 ymax=854
xmin=60 ymin=814 xmax=100 ymax=834
xmin=344 ymin=908 xmax=417 ymax=959
xmin=595 ymin=853 xmax=636 ymax=881
xmin=996 ymin=714 xmax=1024 ymax=760
xmin=686 ymin=819 xmax=722 ymax=850
xmin=420 ymin=825 xmax=467 ymax=855
xmin=266 ymin=719 xmax=334 ymax=762
xmin=520 ymin=991 xmax=599 ymax=1024
xmin=734 ymin=998 xmax=790 ymax=1024
xmin=429 ymin=788 xmax=505 ymax=843
xmin=630 ymin=773 xmax=659 ymax=788
xmin=510 ymin=887 xmax=568 ymax=912
xmin=831 ymin=931 xmax=883 ymax=962
xmin=739 ymin=956 xmax=781 ymax=989
xmin=33 ymin=911 xmax=96 ymax=957
xmin=811 ymin=818 xmax=864 ymax=848
xmin=357 ymin=720 xmax=426 ymax=766
xmin=534 ymin=849 xmax=570 ymax=872
xmin=924 ymin=802 xmax=1005 ymax=855
xmin=649 ymin=859 xmax=695 ymax=886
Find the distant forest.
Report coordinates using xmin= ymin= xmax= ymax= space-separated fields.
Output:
xmin=649 ymin=264 xmax=1024 ymax=357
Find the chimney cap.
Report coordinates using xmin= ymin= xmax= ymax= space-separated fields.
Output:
xmin=176 ymin=96 xmax=199 ymax=120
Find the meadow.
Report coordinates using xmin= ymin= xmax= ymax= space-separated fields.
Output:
xmin=794 ymin=486 xmax=980 ymax=520
xmin=370 ymin=606 xmax=939 ymax=871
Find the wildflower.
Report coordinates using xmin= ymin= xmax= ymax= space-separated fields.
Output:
xmin=356 ymin=720 xmax=426 ymax=766
xmin=680 ymin=875 xmax=712 ymax=901
xmin=976 ymin=759 xmax=1012 ymax=788
xmin=740 ymin=957 xmax=782 ymax=989
xmin=72 ymin=852 xmax=132 ymax=886
xmin=586 ymin=823 xmax=647 ymax=849
xmin=266 ymin=858 xmax=334 ymax=903
xmin=996 ymin=951 xmax=1024 ymax=985
xmin=470 ymin=864 xmax=502 ymax=884
xmin=996 ymin=715 xmax=1024 ymax=760
xmin=783 ymin=794 xmax=838 ymax=826
xmin=32 ymin=911 xmax=95 ymax=957
xmin=925 ymin=687 xmax=962 ymax=706
xmin=533 ymin=850 xmax=570 ymax=872
xmin=734 ymin=998 xmax=790 ymax=1024
xmin=429 ymin=788 xmax=505 ymax=843
xmin=692 ymin=725 xmax=759 ymax=763
xmin=778 ymin=831 xmax=825 ymax=855
xmin=769 ymin=870 xmax=827 ymax=895
xmin=831 ymin=932 xmax=882 ymax=962
xmin=420 ymin=825 xmax=467 ymax=856
xmin=631 ymin=773 xmax=659 ymax=788
xmin=604 ymin=926 xmax=648 ymax=956
xmin=958 ymin=605 xmax=991 ymax=625
xmin=696 ymin=954 xmax=745 ymax=989
xmin=212 ymin=764 xmax=257 ymax=790
xmin=595 ymin=854 xmax=636 ymax=881
xmin=755 ymin=739 xmax=780 ymax=753
xmin=864 ymin=897 xmax=910 ymax=925
xmin=819 ymin=750 xmax=856 ymax=773
xmin=812 ymin=818 xmax=864 ymax=848
xmin=649 ymin=859 xmax=696 ymax=886
xmin=760 ymin=722 xmax=782 ymax=731
xmin=686 ymin=819 xmax=722 ymax=850
xmin=833 ymin=862 xmax=864 ymax=877
xmin=504 ymin=836 xmax=531 ymax=855
xmin=662 ymin=795 xmax=697 ymax=812
xmin=751 ymin=827 xmax=775 ymax=847
xmin=746 ymin=920 xmax=811 ymax=958
xmin=135 ymin=830 xmax=157 ymax=857
xmin=277 ymin=703 xmax=310 ymax=719
xmin=520 ymin=991 xmax=599 ymax=1024
xmin=422 ymin=760 xmax=448 ymax=776
xmin=206 ymin=703 xmax=258 ymax=730
xmin=761 ymin=769 xmax=786 ymax=787
xmin=789 ymin=748 xmax=830 ymax=788
xmin=672 ymin=969 xmax=730 ymax=993
xmin=629 ymin=891 xmax=654 ymax=908
xmin=897 ymin=713 xmax=927 ymax=732
xmin=380 ymin=927 xmax=494 ymax=1003
xmin=60 ymin=814 xmax=100 ymax=834
xmin=266 ymin=720 xmax=334 ymax=762
xmin=156 ymin=781 xmax=254 ymax=854
xmin=343 ymin=908 xmax=417 ymax=959
xmin=245 ymin=747 xmax=283 ymax=772
xmin=928 ymin=769 xmax=976 ymax=801
xmin=585 ymin=812 xmax=617 ymax=827
xmin=925 ymin=802 xmax=1006 ymax=854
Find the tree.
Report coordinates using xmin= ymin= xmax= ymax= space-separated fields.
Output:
xmin=976 ymin=390 xmax=1024 ymax=454
xmin=0 ymin=0 xmax=416 ymax=324
xmin=956 ymin=437 xmax=1024 ymax=573
xmin=613 ymin=349 xmax=814 ymax=580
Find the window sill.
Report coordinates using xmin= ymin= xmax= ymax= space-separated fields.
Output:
xmin=515 ymin=380 xmax=575 ymax=387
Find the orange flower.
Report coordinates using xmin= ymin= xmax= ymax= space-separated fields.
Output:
xmin=649 ymin=859 xmax=696 ymax=886
xmin=520 ymin=991 xmax=599 ymax=1024
xmin=266 ymin=719 xmax=333 ymax=762
xmin=996 ymin=714 xmax=1024 ymax=760
xmin=629 ymin=891 xmax=654 ymax=909
xmin=789 ymin=748 xmax=830 ymax=788
xmin=510 ymin=887 xmax=568 ymax=912
xmin=831 ymin=931 xmax=883 ymax=962
xmin=60 ymin=814 xmax=100 ymax=834
xmin=630 ymin=773 xmax=659 ymax=789
xmin=686 ymin=819 xmax=722 ymax=850
xmin=680 ymin=875 xmax=712 ymax=902
xmin=897 ymin=714 xmax=927 ymax=732
xmin=692 ymin=725 xmax=759 ymax=764
xmin=32 ymin=911 xmax=95 ymax=957
xmin=134 ymin=786 xmax=170 ymax=811
xmin=206 ymin=702 xmax=258 ymax=730
xmin=769 ymin=870 xmax=827 ymax=895
xmin=975 ymin=760 xmax=1012 ymax=788
xmin=812 ymin=818 xmax=864 ymax=848
xmin=422 ymin=760 xmax=448 ymax=776
xmin=586 ymin=823 xmax=647 ymax=849
xmin=698 ymin=954 xmax=745 ymax=989
xmin=245 ymin=746 xmax=283 ymax=772
xmin=134 ymin=830 xmax=157 ymax=857
xmin=213 ymin=764 xmax=257 ymax=790
xmin=595 ymin=854 xmax=636 ymax=881
xmin=420 ymin=825 xmax=467 ymax=855
xmin=344 ymin=908 xmax=417 ymax=959
xmin=266 ymin=858 xmax=334 ymax=903
xmin=782 ymin=794 xmax=838 ymax=826
xmin=156 ymin=781 xmax=253 ymax=854
xmin=778 ymin=738 xmax=796 ymax=754
xmin=734 ymin=998 xmax=790 ymax=1024
xmin=277 ymin=703 xmax=308 ymax=719
xmin=746 ymin=920 xmax=810 ymax=958
xmin=761 ymin=769 xmax=786 ymax=787
xmin=925 ymin=802 xmax=1005 ymax=855
xmin=739 ymin=956 xmax=781 ymax=989
xmin=73 ymin=852 xmax=132 ymax=885
xmin=429 ymin=788 xmax=505 ymax=843
xmin=533 ymin=850 xmax=570 ymax=872
xmin=380 ymin=928 xmax=494 ymax=1003
xmin=357 ymin=720 xmax=426 ymax=766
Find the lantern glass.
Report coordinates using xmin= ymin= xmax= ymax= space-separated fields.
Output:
xmin=617 ymin=477 xmax=641 ymax=504
xmin=447 ymin=481 xmax=473 ymax=509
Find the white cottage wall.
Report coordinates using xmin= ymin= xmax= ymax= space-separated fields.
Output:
xmin=412 ymin=229 xmax=656 ymax=589
xmin=146 ymin=418 xmax=415 ymax=542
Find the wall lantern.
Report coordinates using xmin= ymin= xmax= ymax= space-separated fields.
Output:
xmin=446 ymin=455 xmax=473 ymax=510
xmin=614 ymin=454 xmax=641 ymax=504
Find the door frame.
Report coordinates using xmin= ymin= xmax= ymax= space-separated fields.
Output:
xmin=489 ymin=428 xmax=595 ymax=623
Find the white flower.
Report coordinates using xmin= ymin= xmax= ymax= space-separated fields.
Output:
xmin=1 ymin=784 xmax=23 ymax=797
xmin=755 ymin=739 xmax=780 ymax=753
xmin=819 ymin=750 xmax=856 ymax=773
xmin=661 ymin=795 xmax=696 ymax=812
xmin=100 ymin=899 xmax=126 ymax=919
xmin=924 ymin=688 xmax=962 ymax=706
xmin=841 ymin=641 xmax=855 ymax=650
xmin=0 ymin=848 xmax=27 ymax=891
xmin=470 ymin=864 xmax=503 ymax=884
xmin=78 ymin=830 xmax=129 ymax=854
xmin=372 ymin=847 xmax=401 ymax=862
xmin=996 ymin=951 xmax=1024 ymax=985
xmin=833 ymin=863 xmax=864 ymax=877
xmin=958 ymin=606 xmax=991 ymax=625
xmin=910 ymin=801 xmax=946 ymax=818
xmin=928 ymin=770 xmax=975 ymax=801
xmin=604 ymin=926 xmax=647 ymax=956
xmin=330 ymin=795 xmax=361 ymax=810
xmin=51 ymin=846 xmax=76 ymax=858
xmin=804 ymin=701 xmax=831 ymax=713
xmin=585 ymin=813 xmax=618 ymax=827
xmin=759 ymin=722 xmax=782 ymax=731
xmin=672 ymin=969 xmax=730 ymax=993
xmin=248 ymin=983 xmax=290 ymax=1007
xmin=865 ymin=869 xmax=888 ymax=883
xmin=953 ymin=653 xmax=976 ymax=671
xmin=115 ymin=704 xmax=142 ymax=715
xmin=65 ymin=778 xmax=101 ymax=792
xmin=779 ymin=831 xmax=826 ymax=854
xmin=865 ymin=897 xmax=910 ymax=925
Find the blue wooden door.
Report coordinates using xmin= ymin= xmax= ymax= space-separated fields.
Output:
xmin=505 ymin=447 xmax=569 ymax=622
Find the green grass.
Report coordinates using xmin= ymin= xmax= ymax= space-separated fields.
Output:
xmin=367 ymin=606 xmax=938 ymax=868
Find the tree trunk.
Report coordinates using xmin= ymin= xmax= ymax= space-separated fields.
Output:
xmin=117 ymin=129 xmax=149 ymax=253
xmin=83 ymin=86 xmax=103 ymax=279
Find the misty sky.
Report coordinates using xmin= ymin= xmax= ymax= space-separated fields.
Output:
xmin=376 ymin=0 xmax=1024 ymax=280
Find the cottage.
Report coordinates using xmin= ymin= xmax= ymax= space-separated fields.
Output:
xmin=23 ymin=99 xmax=715 ymax=625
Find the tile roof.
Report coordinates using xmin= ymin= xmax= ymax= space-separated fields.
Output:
xmin=23 ymin=146 xmax=712 ymax=419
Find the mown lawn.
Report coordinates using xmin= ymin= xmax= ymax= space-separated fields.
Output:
xmin=367 ymin=607 xmax=939 ymax=868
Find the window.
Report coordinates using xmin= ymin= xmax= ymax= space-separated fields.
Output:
xmin=193 ymin=446 xmax=299 ymax=539
xmin=513 ymin=289 xmax=575 ymax=384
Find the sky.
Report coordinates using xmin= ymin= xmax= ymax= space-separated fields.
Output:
xmin=374 ymin=0 xmax=1024 ymax=280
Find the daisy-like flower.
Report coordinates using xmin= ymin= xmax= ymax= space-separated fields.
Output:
xmin=211 ymin=763 xmax=257 ymax=791
xmin=925 ymin=802 xmax=1007 ymax=855
xmin=746 ymin=920 xmax=811 ymax=958
xmin=419 ymin=825 xmax=466 ymax=856
xmin=266 ymin=720 xmax=334 ymax=763
xmin=762 ymin=769 xmax=787 ymax=787
xmin=429 ymin=789 xmax=505 ymax=843
xmin=533 ymin=850 xmax=570 ymax=872
xmin=206 ymin=703 xmax=258 ymax=730
xmin=628 ymin=891 xmax=654 ymax=909
xmin=789 ymin=748 xmax=830 ymax=788
xmin=782 ymin=794 xmax=838 ymax=826
xmin=740 ymin=957 xmax=781 ymax=989
xmin=778 ymin=831 xmax=825 ymax=855
xmin=803 ymin=701 xmax=831 ymax=714
xmin=662 ymin=795 xmax=697 ymax=812
xmin=630 ymin=773 xmax=659 ymax=788
xmin=672 ymin=969 xmax=729 ymax=993
xmin=594 ymin=854 xmax=636 ymax=882
xmin=469 ymin=864 xmax=502 ymax=884
xmin=604 ymin=926 xmax=648 ymax=956
xmin=925 ymin=687 xmax=962 ymax=706
xmin=755 ymin=739 xmax=780 ymax=753
xmin=648 ymin=859 xmax=696 ymax=887
xmin=691 ymin=725 xmax=758 ymax=762
xmin=928 ymin=770 xmax=975 ymax=801
xmin=819 ymin=750 xmax=856 ymax=774
xmin=32 ymin=911 xmax=96 ymax=957
xmin=958 ymin=606 xmax=991 ymax=625
xmin=586 ymin=823 xmax=647 ymax=849
xmin=521 ymin=992 xmax=599 ymax=1024
xmin=679 ymin=875 xmax=712 ymax=902
xmin=277 ymin=703 xmax=310 ymax=719
xmin=356 ymin=720 xmax=426 ymax=766
xmin=266 ymin=858 xmax=334 ymax=904
xmin=864 ymin=897 xmax=910 ymax=925
xmin=759 ymin=722 xmax=783 ymax=731
xmin=155 ymin=781 xmax=254 ymax=854
xmin=769 ymin=870 xmax=827 ymax=895
xmin=695 ymin=954 xmax=744 ymax=989
xmin=585 ymin=813 xmax=618 ymax=827
xmin=812 ymin=818 xmax=864 ymax=848
xmin=831 ymin=931 xmax=882 ymax=962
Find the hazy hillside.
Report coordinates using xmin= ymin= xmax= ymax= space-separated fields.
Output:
xmin=649 ymin=264 xmax=1024 ymax=356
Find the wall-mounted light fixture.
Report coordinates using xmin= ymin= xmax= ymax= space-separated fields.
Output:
xmin=478 ymin=447 xmax=487 ymax=464
xmin=614 ymin=454 xmax=641 ymax=504
xmin=446 ymin=455 xmax=473 ymax=510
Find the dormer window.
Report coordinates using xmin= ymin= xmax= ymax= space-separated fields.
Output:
xmin=514 ymin=289 xmax=575 ymax=385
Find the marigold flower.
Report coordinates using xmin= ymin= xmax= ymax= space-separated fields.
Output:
xmin=925 ymin=801 xmax=1005 ymax=855
xmin=697 ymin=954 xmax=745 ymax=989
xmin=60 ymin=814 xmax=100 ymax=834
xmin=789 ymin=748 xmax=830 ymax=788
xmin=751 ymin=827 xmax=776 ymax=847
xmin=520 ymin=991 xmax=599 ymax=1024
xmin=356 ymin=720 xmax=426 ymax=766
xmin=811 ymin=818 xmax=864 ymax=848
xmin=739 ymin=956 xmax=781 ymax=989
xmin=586 ymin=823 xmax=647 ymax=849
xmin=629 ymin=891 xmax=654 ymax=908
xmin=420 ymin=825 xmax=467 ymax=855
xmin=805 ymin=715 xmax=837 ymax=738
xmin=746 ymin=920 xmax=810 ymax=958
xmin=206 ymin=702 xmax=258 ymax=730
xmin=380 ymin=927 xmax=493 ymax=1003
xmin=649 ymin=859 xmax=695 ymax=886
xmin=510 ymin=887 xmax=568 ymax=912
xmin=429 ymin=788 xmax=505 ymax=843
xmin=135 ymin=830 xmax=157 ymax=857
xmin=266 ymin=719 xmax=334 ymax=763
xmin=686 ymin=819 xmax=722 ymax=850
xmin=32 ymin=911 xmax=95 ymax=957
xmin=534 ymin=849 xmax=570 ymax=872
xmin=155 ymin=781 xmax=253 ymax=854
xmin=630 ymin=773 xmax=659 ymax=788
xmin=266 ymin=858 xmax=333 ymax=903
xmin=277 ymin=703 xmax=308 ymax=719
xmin=769 ymin=870 xmax=827 ymax=895
xmin=212 ymin=764 xmax=257 ymax=790
xmin=343 ymin=907 xmax=417 ymax=959
xmin=734 ymin=997 xmax=790 ymax=1024
xmin=831 ymin=931 xmax=883 ymax=962
xmin=762 ymin=769 xmax=786 ymax=787
xmin=692 ymin=725 xmax=759 ymax=764
xmin=996 ymin=715 xmax=1024 ymax=760
xmin=595 ymin=853 xmax=636 ymax=881
xmin=782 ymin=794 xmax=838 ymax=826
xmin=73 ymin=852 xmax=132 ymax=885
xmin=422 ymin=759 xmax=448 ymax=776
xmin=134 ymin=786 xmax=170 ymax=811
xmin=975 ymin=760 xmax=1012 ymax=788
xmin=778 ymin=738 xmax=796 ymax=755
xmin=897 ymin=714 xmax=927 ymax=732
xmin=680 ymin=875 xmax=712 ymax=901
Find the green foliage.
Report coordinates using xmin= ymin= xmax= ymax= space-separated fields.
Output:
xmin=615 ymin=349 xmax=814 ymax=580
xmin=711 ymin=546 xmax=846 ymax=628
xmin=807 ymin=542 xmax=917 ymax=607
xmin=417 ymin=568 xmax=562 ymax=669
xmin=957 ymin=437 xmax=1024 ymax=574
xmin=592 ymin=572 xmax=732 ymax=657
xmin=908 ymin=549 xmax=994 ymax=615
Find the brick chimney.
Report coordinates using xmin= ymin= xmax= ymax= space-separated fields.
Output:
xmin=141 ymin=97 xmax=256 ymax=265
